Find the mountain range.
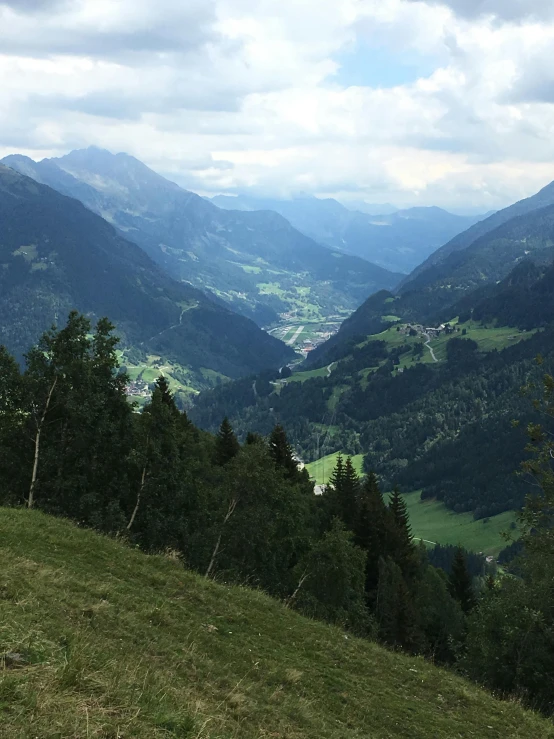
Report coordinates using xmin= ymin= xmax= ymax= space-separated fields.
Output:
xmin=191 ymin=171 xmax=554 ymax=521
xmin=0 ymin=164 xmax=294 ymax=390
xmin=2 ymin=149 xmax=401 ymax=328
xmin=211 ymin=193 xmax=485 ymax=274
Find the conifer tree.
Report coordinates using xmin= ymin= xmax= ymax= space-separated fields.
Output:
xmin=449 ymin=547 xmax=477 ymax=613
xmin=215 ymin=417 xmax=240 ymax=465
xmin=324 ymin=454 xmax=360 ymax=530
xmin=340 ymin=457 xmax=361 ymax=531
xmin=355 ymin=472 xmax=390 ymax=595
xmin=376 ymin=556 xmax=422 ymax=652
xmin=155 ymin=375 xmax=179 ymax=415
xmin=328 ymin=453 xmax=344 ymax=492
xmin=269 ymin=424 xmax=299 ymax=480
xmin=388 ymin=486 xmax=419 ymax=582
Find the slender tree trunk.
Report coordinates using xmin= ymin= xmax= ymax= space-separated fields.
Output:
xmin=28 ymin=376 xmax=57 ymax=509
xmin=284 ymin=568 xmax=310 ymax=608
xmin=127 ymin=448 xmax=149 ymax=531
xmin=205 ymin=497 xmax=238 ymax=578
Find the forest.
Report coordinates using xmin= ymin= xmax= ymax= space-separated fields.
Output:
xmin=191 ymin=325 xmax=554 ymax=518
xmin=2 ymin=311 xmax=554 ymax=715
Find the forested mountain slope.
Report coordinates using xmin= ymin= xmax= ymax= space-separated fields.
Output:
xmin=0 ymin=164 xmax=293 ymax=379
xmin=308 ymin=201 xmax=554 ymax=368
xmin=211 ymin=193 xmax=483 ymax=274
xmin=2 ymin=507 xmax=552 ymax=739
xmin=402 ymin=177 xmax=554 ymax=288
xmin=191 ymin=316 xmax=552 ymax=519
xmin=2 ymin=150 xmax=401 ymax=326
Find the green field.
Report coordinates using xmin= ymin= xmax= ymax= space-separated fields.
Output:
xmin=1 ymin=507 xmax=549 ymax=739
xmin=403 ymin=492 xmax=516 ymax=556
xmin=306 ymin=452 xmax=364 ymax=484
xmin=305 ymin=453 xmax=515 ymax=556
xmin=361 ymin=320 xmax=536 ymax=372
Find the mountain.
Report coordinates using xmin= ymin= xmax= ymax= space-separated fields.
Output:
xmin=210 ymin=193 xmax=484 ymax=273
xmin=396 ymin=203 xmax=554 ymax=321
xmin=2 ymin=150 xmax=401 ymax=327
xmin=3 ymin=507 xmax=552 ymax=739
xmin=340 ymin=199 xmax=398 ymax=215
xmin=0 ymin=163 xmax=293 ymax=385
xmin=403 ymin=179 xmax=554 ymax=289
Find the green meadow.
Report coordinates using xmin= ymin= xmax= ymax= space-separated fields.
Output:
xmin=306 ymin=453 xmax=516 ymax=556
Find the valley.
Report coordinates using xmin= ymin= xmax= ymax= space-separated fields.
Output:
xmin=5 ymin=3 xmax=554 ymax=732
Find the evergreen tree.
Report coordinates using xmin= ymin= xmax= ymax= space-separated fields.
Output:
xmin=215 ymin=417 xmax=240 ymax=465
xmin=292 ymin=519 xmax=370 ymax=634
xmin=324 ymin=455 xmax=360 ymax=531
xmin=328 ymin=453 xmax=344 ymax=492
xmin=449 ymin=548 xmax=477 ymax=614
xmin=340 ymin=457 xmax=361 ymax=530
xmin=0 ymin=347 xmax=25 ymax=505
xmin=155 ymin=375 xmax=180 ymax=415
xmin=355 ymin=472 xmax=391 ymax=595
xmin=388 ymin=487 xmax=419 ymax=582
xmin=376 ymin=556 xmax=422 ymax=652
xmin=269 ymin=424 xmax=299 ymax=480
xmin=415 ymin=565 xmax=465 ymax=664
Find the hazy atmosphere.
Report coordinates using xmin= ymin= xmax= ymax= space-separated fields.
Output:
xmin=2 ymin=0 xmax=554 ymax=209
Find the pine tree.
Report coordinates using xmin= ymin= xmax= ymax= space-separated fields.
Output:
xmin=324 ymin=454 xmax=360 ymax=530
xmin=215 ymin=417 xmax=240 ymax=465
xmin=389 ymin=486 xmax=412 ymax=540
xmin=269 ymin=424 xmax=299 ymax=480
xmin=449 ymin=547 xmax=477 ymax=613
xmin=376 ymin=556 xmax=422 ymax=652
xmin=355 ymin=472 xmax=390 ymax=595
xmin=388 ymin=487 xmax=419 ymax=582
xmin=328 ymin=453 xmax=344 ymax=492
xmin=154 ymin=375 xmax=180 ymax=414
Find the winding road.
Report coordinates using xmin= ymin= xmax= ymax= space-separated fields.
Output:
xmin=423 ymin=333 xmax=438 ymax=363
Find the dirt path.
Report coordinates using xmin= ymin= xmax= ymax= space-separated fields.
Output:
xmin=423 ymin=333 xmax=438 ymax=362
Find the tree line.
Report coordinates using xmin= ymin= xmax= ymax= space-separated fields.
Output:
xmin=2 ymin=312 xmax=554 ymax=714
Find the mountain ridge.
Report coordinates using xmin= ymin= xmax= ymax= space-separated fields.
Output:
xmin=2 ymin=149 xmax=401 ymax=327
xmin=0 ymin=163 xmax=293 ymax=385
xmin=210 ymin=192 xmax=485 ymax=274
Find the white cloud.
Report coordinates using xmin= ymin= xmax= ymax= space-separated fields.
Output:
xmin=409 ymin=0 xmax=554 ymax=23
xmin=1 ymin=0 xmax=554 ymax=210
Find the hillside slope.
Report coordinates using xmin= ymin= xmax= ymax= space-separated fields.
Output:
xmin=0 ymin=164 xmax=293 ymax=380
xmin=2 ymin=150 xmax=401 ymax=326
xmin=402 ymin=178 xmax=554 ymax=289
xmin=211 ymin=193 xmax=483 ymax=274
xmin=1 ymin=508 xmax=552 ymax=739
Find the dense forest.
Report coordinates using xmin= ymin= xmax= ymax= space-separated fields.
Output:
xmin=191 ymin=326 xmax=554 ymax=518
xmin=2 ymin=312 xmax=554 ymax=714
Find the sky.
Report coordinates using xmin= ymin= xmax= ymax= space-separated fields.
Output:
xmin=1 ymin=0 xmax=554 ymax=211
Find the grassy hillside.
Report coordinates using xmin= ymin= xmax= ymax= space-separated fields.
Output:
xmin=1 ymin=508 xmax=549 ymax=738
xmin=306 ymin=452 xmax=365 ymax=484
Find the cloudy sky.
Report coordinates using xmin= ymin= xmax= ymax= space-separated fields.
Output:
xmin=1 ymin=0 xmax=554 ymax=210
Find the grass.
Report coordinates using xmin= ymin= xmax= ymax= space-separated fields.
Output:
xmin=358 ymin=321 xmax=536 ymax=372
xmin=402 ymin=492 xmax=516 ymax=557
xmin=1 ymin=507 xmax=551 ymax=738
xmin=304 ymin=455 xmax=515 ymax=556
xmin=306 ymin=452 xmax=365 ymax=485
